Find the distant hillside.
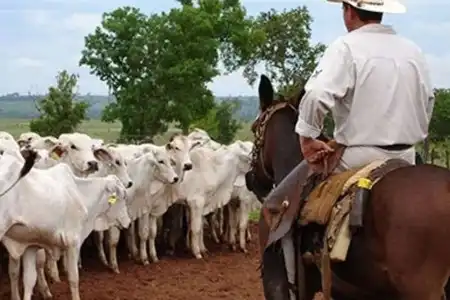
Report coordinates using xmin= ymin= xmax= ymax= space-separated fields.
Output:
xmin=0 ymin=93 xmax=259 ymax=121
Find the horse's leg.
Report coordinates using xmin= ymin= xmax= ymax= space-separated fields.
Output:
xmin=262 ymin=241 xmax=291 ymax=300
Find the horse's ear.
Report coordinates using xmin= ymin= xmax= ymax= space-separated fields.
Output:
xmin=258 ymin=74 xmax=274 ymax=111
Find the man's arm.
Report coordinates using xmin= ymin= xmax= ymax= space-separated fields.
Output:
xmin=295 ymin=38 xmax=355 ymax=139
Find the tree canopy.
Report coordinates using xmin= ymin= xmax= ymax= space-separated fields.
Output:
xmin=241 ymin=6 xmax=326 ymax=94
xmin=429 ymin=88 xmax=450 ymax=142
xmin=79 ymin=1 xmax=326 ymax=141
xmin=191 ymin=99 xmax=242 ymax=144
xmin=29 ymin=70 xmax=89 ymax=137
xmin=80 ymin=1 xmax=262 ymax=141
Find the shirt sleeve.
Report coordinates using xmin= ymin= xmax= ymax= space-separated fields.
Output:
xmin=295 ymin=37 xmax=354 ymax=138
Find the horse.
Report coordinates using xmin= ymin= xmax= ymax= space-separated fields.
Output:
xmin=245 ymin=74 xmax=450 ymax=300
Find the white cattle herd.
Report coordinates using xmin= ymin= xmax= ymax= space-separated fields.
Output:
xmin=0 ymin=128 xmax=261 ymax=300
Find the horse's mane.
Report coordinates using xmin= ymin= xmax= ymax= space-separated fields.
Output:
xmin=275 ymin=87 xmax=305 ymax=110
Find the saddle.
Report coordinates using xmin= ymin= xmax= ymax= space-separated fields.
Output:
xmin=260 ymin=140 xmax=345 ymax=250
xmin=260 ymin=142 xmax=412 ymax=255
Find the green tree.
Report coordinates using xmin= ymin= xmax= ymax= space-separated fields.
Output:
xmin=429 ymin=88 xmax=450 ymax=142
xmin=29 ymin=70 xmax=89 ymax=136
xmin=80 ymin=1 xmax=260 ymax=140
xmin=191 ymin=99 xmax=242 ymax=144
xmin=242 ymin=7 xmax=325 ymax=92
xmin=240 ymin=6 xmax=332 ymax=136
xmin=424 ymin=88 xmax=450 ymax=162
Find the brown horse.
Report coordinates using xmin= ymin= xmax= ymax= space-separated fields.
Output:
xmin=245 ymin=74 xmax=450 ymax=300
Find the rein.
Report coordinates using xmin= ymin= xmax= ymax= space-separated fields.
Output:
xmin=250 ymin=101 xmax=297 ymax=184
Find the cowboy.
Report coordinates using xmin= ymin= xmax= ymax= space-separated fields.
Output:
xmin=295 ymin=0 xmax=435 ymax=256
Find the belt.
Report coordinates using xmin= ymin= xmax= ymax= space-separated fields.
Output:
xmin=375 ymin=144 xmax=413 ymax=151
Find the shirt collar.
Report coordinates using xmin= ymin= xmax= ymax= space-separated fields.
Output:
xmin=353 ymin=23 xmax=396 ymax=35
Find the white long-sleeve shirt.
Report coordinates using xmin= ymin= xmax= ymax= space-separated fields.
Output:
xmin=295 ymin=24 xmax=435 ymax=147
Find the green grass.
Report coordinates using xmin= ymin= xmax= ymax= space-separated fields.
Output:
xmin=0 ymin=118 xmax=254 ymax=144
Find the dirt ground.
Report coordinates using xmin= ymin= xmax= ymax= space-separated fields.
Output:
xmin=0 ymin=223 xmax=263 ymax=300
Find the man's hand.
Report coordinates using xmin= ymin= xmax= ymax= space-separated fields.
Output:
xmin=300 ymin=136 xmax=334 ymax=164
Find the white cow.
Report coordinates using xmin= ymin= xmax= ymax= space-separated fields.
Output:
xmin=42 ymin=132 xmax=100 ymax=177
xmin=45 ymin=144 xmax=134 ymax=281
xmin=27 ymin=136 xmax=59 ymax=151
xmin=0 ymin=155 xmax=130 ymax=300
xmin=98 ymin=144 xmax=180 ymax=269
xmin=185 ymin=132 xmax=255 ymax=252
xmin=17 ymin=132 xmax=41 ymax=148
xmin=33 ymin=149 xmax=59 ymax=169
xmin=187 ymin=128 xmax=221 ymax=150
xmin=0 ymin=131 xmax=17 ymax=143
xmin=180 ymin=140 xmax=251 ymax=259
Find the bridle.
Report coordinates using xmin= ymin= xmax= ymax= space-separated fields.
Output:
xmin=249 ymin=101 xmax=298 ymax=185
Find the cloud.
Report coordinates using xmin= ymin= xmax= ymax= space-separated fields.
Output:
xmin=12 ymin=57 xmax=45 ymax=68
xmin=63 ymin=13 xmax=102 ymax=34
xmin=22 ymin=9 xmax=52 ymax=26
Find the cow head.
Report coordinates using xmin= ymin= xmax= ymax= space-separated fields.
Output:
xmin=165 ymin=133 xmax=201 ymax=171
xmin=147 ymin=147 xmax=179 ymax=184
xmin=49 ymin=133 xmax=99 ymax=176
xmin=93 ymin=146 xmax=133 ymax=188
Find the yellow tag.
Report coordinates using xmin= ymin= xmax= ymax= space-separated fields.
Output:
xmin=357 ymin=178 xmax=373 ymax=189
xmin=50 ymin=152 xmax=59 ymax=160
xmin=108 ymin=194 xmax=117 ymax=204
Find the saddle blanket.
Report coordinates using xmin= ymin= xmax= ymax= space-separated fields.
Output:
xmin=299 ymin=159 xmax=389 ymax=262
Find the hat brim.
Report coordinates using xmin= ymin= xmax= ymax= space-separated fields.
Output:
xmin=327 ymin=0 xmax=406 ymax=14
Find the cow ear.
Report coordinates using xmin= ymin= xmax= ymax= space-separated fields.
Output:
xmin=49 ymin=144 xmax=66 ymax=160
xmin=43 ymin=137 xmax=58 ymax=150
xmin=17 ymin=140 xmax=28 ymax=148
xmin=93 ymin=147 xmax=113 ymax=162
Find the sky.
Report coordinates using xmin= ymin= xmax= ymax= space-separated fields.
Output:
xmin=0 ymin=0 xmax=448 ymax=96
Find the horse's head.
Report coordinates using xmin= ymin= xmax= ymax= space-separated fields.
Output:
xmin=245 ymin=75 xmax=304 ymax=201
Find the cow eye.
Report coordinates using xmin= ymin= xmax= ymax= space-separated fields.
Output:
xmin=71 ymin=144 xmax=77 ymax=150
xmin=115 ymin=159 xmax=121 ymax=166
xmin=158 ymin=160 xmax=164 ymax=164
